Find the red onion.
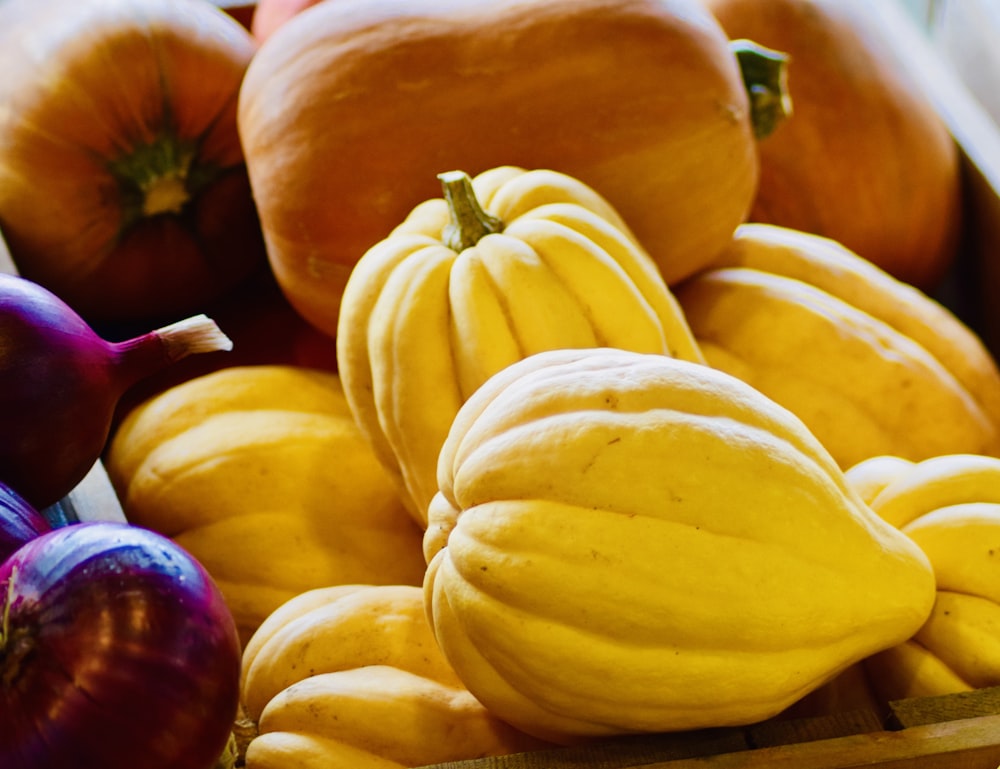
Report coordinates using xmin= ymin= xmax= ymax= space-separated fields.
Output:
xmin=0 ymin=481 xmax=50 ymax=562
xmin=0 ymin=520 xmax=241 ymax=769
xmin=0 ymin=272 xmax=232 ymax=509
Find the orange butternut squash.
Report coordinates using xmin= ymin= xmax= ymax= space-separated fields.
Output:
xmin=238 ymin=0 xmax=786 ymax=339
xmin=702 ymin=0 xmax=962 ymax=288
xmin=0 ymin=0 xmax=266 ymax=322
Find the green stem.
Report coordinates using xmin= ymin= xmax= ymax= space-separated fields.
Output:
xmin=438 ymin=171 xmax=505 ymax=252
xmin=731 ymin=39 xmax=793 ymax=140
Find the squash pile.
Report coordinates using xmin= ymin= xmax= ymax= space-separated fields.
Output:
xmin=2 ymin=0 xmax=1000 ymax=767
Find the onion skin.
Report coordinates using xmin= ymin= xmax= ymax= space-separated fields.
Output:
xmin=0 ymin=273 xmax=231 ymax=509
xmin=0 ymin=482 xmax=50 ymax=562
xmin=0 ymin=521 xmax=241 ymax=769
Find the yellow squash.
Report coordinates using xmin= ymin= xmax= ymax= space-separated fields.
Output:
xmin=240 ymin=584 xmax=547 ymax=768
xmin=846 ymin=453 xmax=1000 ymax=701
xmin=424 ymin=346 xmax=935 ymax=742
xmin=337 ymin=166 xmax=703 ymax=525
xmin=105 ymin=365 xmax=426 ymax=645
xmin=675 ymin=223 xmax=1000 ymax=469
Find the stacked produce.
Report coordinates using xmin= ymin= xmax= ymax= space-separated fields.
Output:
xmin=0 ymin=0 xmax=997 ymax=767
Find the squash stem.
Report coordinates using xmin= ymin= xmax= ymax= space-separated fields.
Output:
xmin=731 ymin=39 xmax=792 ymax=140
xmin=231 ymin=706 xmax=259 ymax=765
xmin=210 ymin=731 xmax=239 ymax=769
xmin=107 ymin=132 xmax=220 ymax=229
xmin=0 ymin=566 xmax=17 ymax=652
xmin=438 ymin=171 xmax=504 ymax=252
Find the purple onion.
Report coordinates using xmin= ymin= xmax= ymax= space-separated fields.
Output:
xmin=0 ymin=481 xmax=51 ymax=562
xmin=0 ymin=272 xmax=232 ymax=509
xmin=0 ymin=521 xmax=241 ymax=769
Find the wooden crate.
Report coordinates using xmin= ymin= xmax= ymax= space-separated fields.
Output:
xmin=4 ymin=0 xmax=999 ymax=766
xmin=418 ymin=687 xmax=1000 ymax=769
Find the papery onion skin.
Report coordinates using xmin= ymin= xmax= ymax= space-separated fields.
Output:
xmin=0 ymin=481 xmax=50 ymax=562
xmin=0 ymin=521 xmax=241 ymax=769
xmin=0 ymin=273 xmax=231 ymax=509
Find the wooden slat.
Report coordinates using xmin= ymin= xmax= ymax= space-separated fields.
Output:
xmin=422 ymin=728 xmax=752 ymax=769
xmin=418 ymin=715 xmax=1000 ymax=769
xmin=631 ymin=715 xmax=1000 ymax=769
xmin=889 ymin=686 xmax=1000 ymax=729
xmin=746 ymin=708 xmax=885 ymax=749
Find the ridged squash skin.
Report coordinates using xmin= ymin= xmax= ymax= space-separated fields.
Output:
xmin=675 ymin=224 xmax=1000 ymax=470
xmin=336 ymin=166 xmax=703 ymax=525
xmin=105 ymin=366 xmax=426 ymax=645
xmin=423 ymin=347 xmax=936 ymax=742
xmin=846 ymin=454 xmax=1000 ymax=700
xmin=238 ymin=0 xmax=760 ymax=340
xmin=240 ymin=584 xmax=547 ymax=768
xmin=702 ymin=0 xmax=962 ymax=289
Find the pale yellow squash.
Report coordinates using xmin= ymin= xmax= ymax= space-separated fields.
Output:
xmin=676 ymin=224 xmax=1000 ymax=469
xmin=106 ymin=365 xmax=426 ymax=645
xmin=846 ymin=453 xmax=1000 ymax=701
xmin=424 ymin=347 xmax=936 ymax=742
xmin=337 ymin=166 xmax=703 ymax=526
xmin=240 ymin=584 xmax=547 ymax=768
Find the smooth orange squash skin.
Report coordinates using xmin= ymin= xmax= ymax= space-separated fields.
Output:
xmin=238 ymin=0 xmax=759 ymax=340
xmin=702 ymin=0 xmax=962 ymax=290
xmin=0 ymin=0 xmax=267 ymax=323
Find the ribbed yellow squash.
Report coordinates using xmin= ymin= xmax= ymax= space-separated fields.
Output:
xmin=676 ymin=223 xmax=1000 ymax=469
xmin=337 ymin=166 xmax=703 ymax=526
xmin=240 ymin=584 xmax=547 ymax=768
xmin=105 ymin=365 xmax=426 ymax=645
xmin=424 ymin=347 xmax=936 ymax=742
xmin=846 ymin=453 xmax=1000 ymax=700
